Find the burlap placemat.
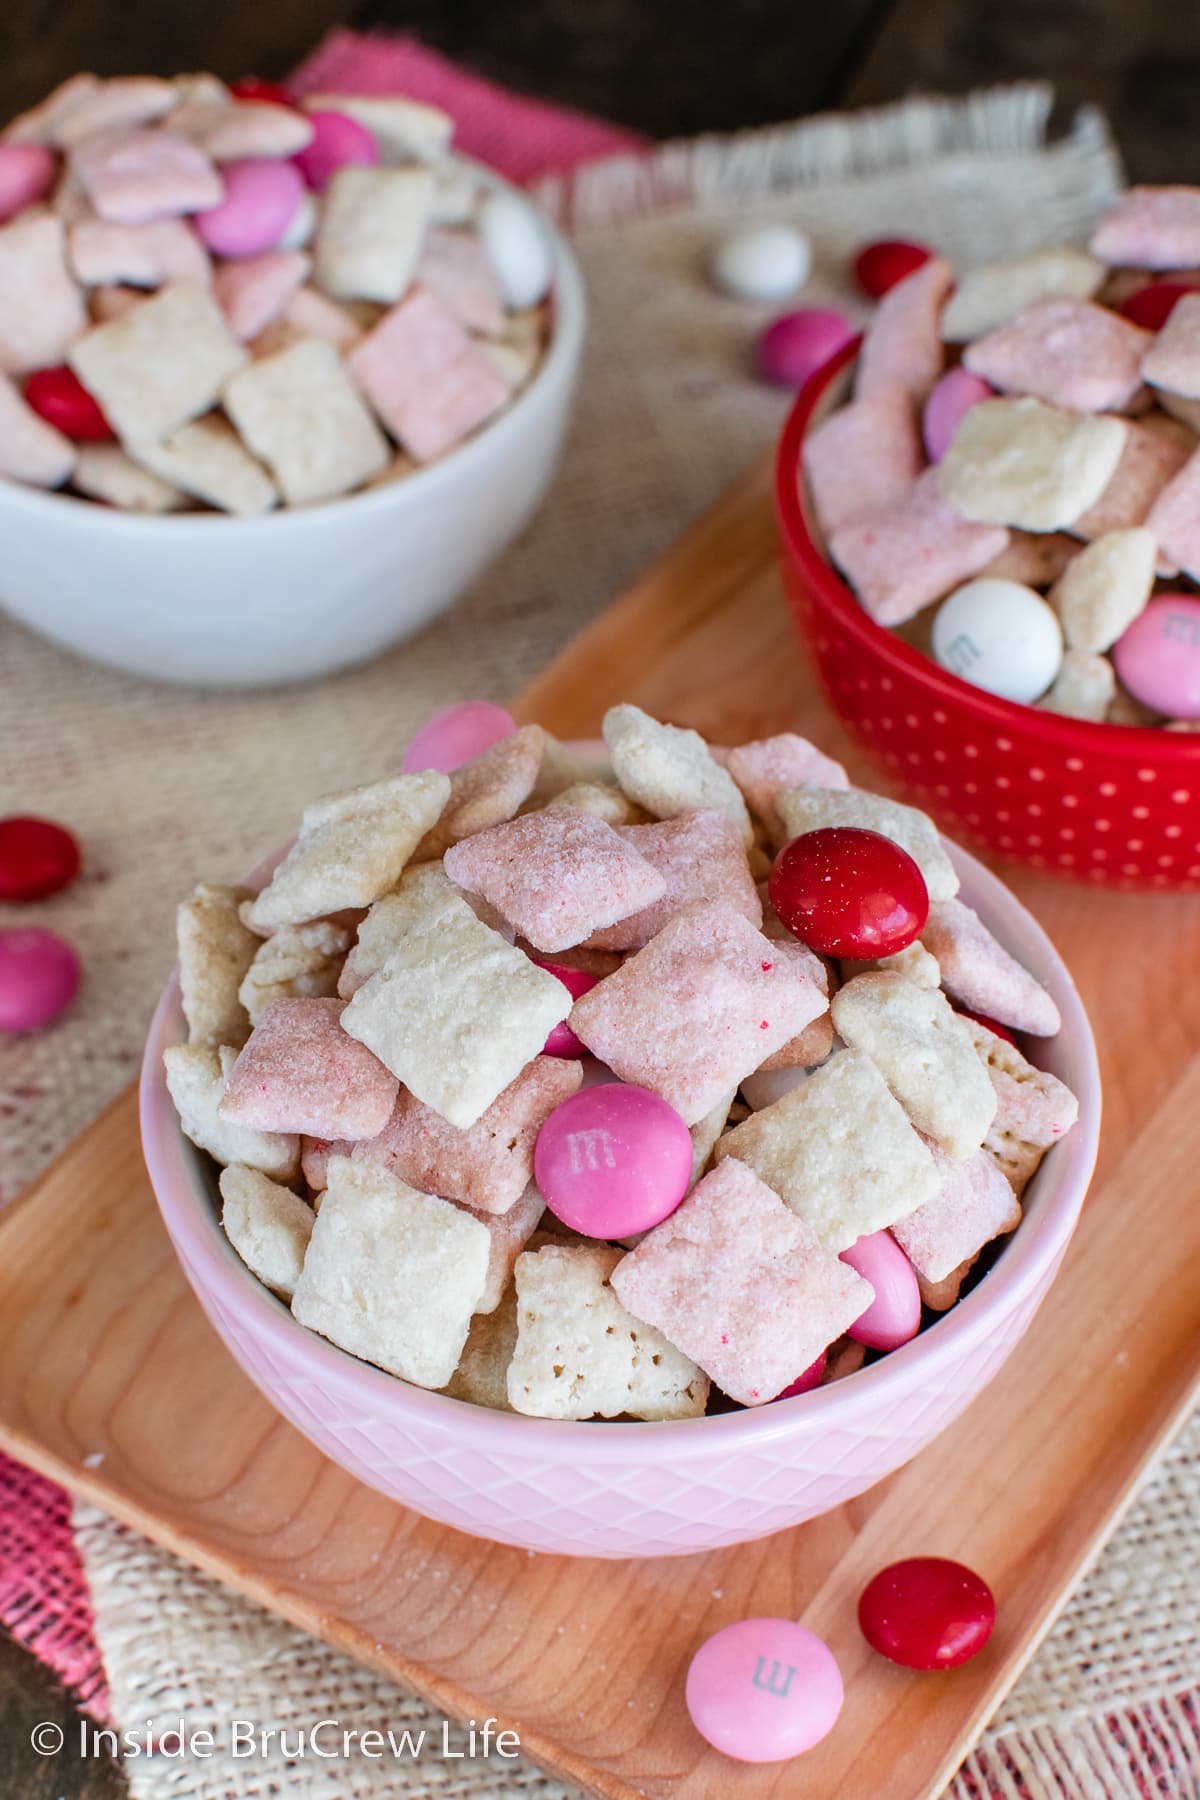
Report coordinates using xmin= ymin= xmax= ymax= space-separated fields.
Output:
xmin=5 ymin=79 xmax=1196 ymax=1800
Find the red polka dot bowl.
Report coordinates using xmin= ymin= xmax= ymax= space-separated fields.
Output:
xmin=776 ymin=342 xmax=1200 ymax=890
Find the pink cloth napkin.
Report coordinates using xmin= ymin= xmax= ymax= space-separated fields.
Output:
xmin=0 ymin=30 xmax=643 ymax=1722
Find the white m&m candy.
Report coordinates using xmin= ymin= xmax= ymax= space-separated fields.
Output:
xmin=710 ymin=224 xmax=811 ymax=302
xmin=932 ymin=578 xmax=1063 ymax=704
xmin=479 ymin=192 xmax=553 ymax=310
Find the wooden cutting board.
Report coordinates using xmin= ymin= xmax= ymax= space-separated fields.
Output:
xmin=2 ymin=455 xmax=1199 ymax=1800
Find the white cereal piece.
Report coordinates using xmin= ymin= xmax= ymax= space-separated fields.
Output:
xmin=1049 ymin=527 xmax=1156 ymax=652
xmin=507 ymin=1243 xmax=709 ymax=1421
xmin=302 ymin=93 xmax=454 ymax=162
xmin=3 ymin=73 xmax=100 ymax=146
xmin=831 ymin=972 xmax=997 ymax=1160
xmin=602 ymin=703 xmax=753 ymax=846
xmin=53 ymin=76 xmax=178 ymax=147
xmin=337 ymin=864 xmax=462 ymax=998
xmin=0 ymin=213 xmax=87 ymax=376
xmin=219 ymin=1163 xmax=313 ymax=1299
xmin=132 ymin=414 xmax=278 ymax=518
xmin=69 ymin=217 xmax=212 ymax=289
xmin=314 ymin=166 xmax=435 ymax=304
xmin=966 ymin=1017 xmax=1079 ymax=1195
xmin=196 ymin=102 xmax=314 ymax=161
xmin=340 ymin=891 xmax=570 ymax=1129
xmin=940 ymin=247 xmax=1105 ymax=343
xmin=777 ymin=783 xmax=959 ymax=903
xmin=1039 ymin=648 xmax=1117 ymax=722
xmin=689 ymin=1089 xmax=737 ymax=1190
xmin=237 ymin=919 xmax=353 ymax=1026
xmin=69 ymin=282 xmax=246 ymax=443
xmin=843 ymin=940 xmax=941 ymax=988
xmin=891 ymin=1147 xmax=1021 ymax=1285
xmin=213 ymin=250 xmax=310 ymax=341
xmin=936 ymin=397 xmax=1128 ymax=532
xmin=223 ymin=337 xmax=389 ymax=505
xmin=244 ymin=770 xmax=450 ymax=933
xmin=713 ymin=1048 xmax=939 ymax=1250
xmin=281 ymin=285 xmax=361 ymax=348
xmin=163 ymin=1042 xmax=299 ymax=1180
xmin=72 ymin=443 xmax=183 ymax=512
xmin=0 ymin=374 xmax=76 ymax=489
xmin=71 ymin=128 xmax=223 ymax=224
xmin=177 ymin=880 xmax=258 ymax=1047
xmin=545 ymin=782 xmax=646 ymax=825
xmin=292 ymin=1156 xmax=490 ymax=1389
xmin=920 ymin=897 xmax=1061 ymax=1036
xmin=1141 ymin=292 xmax=1200 ymax=399
xmin=442 ymin=1286 xmax=519 ymax=1411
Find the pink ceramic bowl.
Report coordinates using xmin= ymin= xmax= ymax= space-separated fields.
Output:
xmin=140 ymin=844 xmax=1099 ymax=1559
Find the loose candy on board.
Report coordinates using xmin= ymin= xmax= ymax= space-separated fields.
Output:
xmin=858 ymin=1557 xmax=996 ymax=1669
xmin=710 ymin=223 xmax=811 ymax=302
xmin=685 ymin=1618 xmax=843 ymax=1762
xmin=931 ymin=578 xmax=1064 ymax=704
xmin=533 ymin=1082 xmax=694 ymax=1239
xmin=854 ymin=237 xmax=933 ymax=299
xmin=0 ymin=927 xmax=81 ymax=1032
xmin=0 ymin=815 xmax=81 ymax=900
xmin=757 ymin=308 xmax=855 ymax=389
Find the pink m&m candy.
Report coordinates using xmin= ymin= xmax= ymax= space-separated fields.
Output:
xmin=294 ymin=110 xmax=379 ymax=191
xmin=859 ymin=1557 xmax=995 ymax=1670
xmin=774 ymin=1351 xmax=826 ymax=1400
xmin=0 ymin=143 xmax=56 ymax=223
xmin=841 ymin=1231 xmax=921 ymax=1351
xmin=757 ymin=308 xmax=856 ymax=389
xmin=533 ymin=959 xmax=599 ymax=1057
xmin=534 ymin=1084 xmax=692 ymax=1239
xmin=195 ymin=158 xmax=305 ymax=258
xmin=923 ymin=367 xmax=993 ymax=463
xmin=402 ymin=702 xmax=517 ymax=774
xmin=686 ymin=1618 xmax=843 ymax=1763
xmin=1113 ymin=595 xmax=1200 ymax=719
xmin=0 ymin=928 xmax=80 ymax=1033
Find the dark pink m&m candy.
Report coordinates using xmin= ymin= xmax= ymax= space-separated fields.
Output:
xmin=533 ymin=958 xmax=599 ymax=1057
xmin=768 ymin=827 xmax=929 ymax=960
xmin=0 ymin=928 xmax=80 ymax=1033
xmin=854 ymin=238 xmax=933 ymax=298
xmin=859 ymin=1557 xmax=995 ymax=1669
xmin=1118 ymin=280 xmax=1194 ymax=331
xmin=0 ymin=815 xmax=81 ymax=901
xmin=534 ymin=1083 xmax=692 ymax=1239
xmin=757 ymin=308 xmax=855 ymax=389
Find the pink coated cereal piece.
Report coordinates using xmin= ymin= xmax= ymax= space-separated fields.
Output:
xmin=281 ymin=284 xmax=361 ymax=348
xmin=3 ymin=74 xmax=100 ymax=148
xmin=855 ymin=255 xmax=953 ymax=404
xmin=725 ymin=734 xmax=849 ymax=841
xmin=199 ymin=103 xmax=315 ymax=163
xmin=346 ymin=286 xmax=509 ymax=463
xmin=53 ymin=77 xmax=177 ymax=148
xmin=0 ymin=212 xmax=87 ymax=375
xmin=1091 ymin=187 xmax=1200 ymax=270
xmin=840 ymin=1230 xmax=921 ymax=1350
xmin=0 ymin=143 xmax=56 ymax=221
xmin=403 ymin=701 xmax=517 ymax=774
xmin=355 ymin=1055 xmax=582 ymax=1216
xmin=415 ymin=724 xmax=545 ymax=861
xmin=802 ymin=380 xmax=923 ymax=535
xmin=1144 ymin=448 xmax=1200 ymax=580
xmin=534 ymin=1083 xmax=694 ymax=1239
xmin=443 ymin=808 xmax=667 ymax=956
xmin=570 ymin=900 xmax=827 ymax=1125
xmin=922 ymin=898 xmax=1061 ymax=1036
xmin=587 ymin=811 xmax=762 ymax=952
xmin=1072 ymin=414 xmax=1195 ymax=545
xmin=218 ymin=996 xmax=398 ymax=1140
xmin=300 ymin=1135 xmax=353 ymax=1193
xmin=830 ymin=467 xmax=1008 ymax=627
xmin=923 ymin=367 xmax=994 ymax=462
xmin=414 ymin=227 xmax=505 ymax=336
xmin=1142 ymin=292 xmax=1200 ymax=399
xmin=532 ymin=958 xmax=599 ymax=1057
xmin=194 ymin=157 xmax=304 ymax=258
xmin=72 ymin=129 xmax=223 ymax=225
xmin=891 ymin=1145 xmax=1020 ymax=1284
xmin=0 ymin=372 xmax=76 ymax=487
xmin=0 ymin=927 xmax=80 ymax=1032
xmin=963 ymin=300 xmax=1152 ymax=414
xmin=68 ymin=216 xmax=211 ymax=289
xmin=611 ymin=1157 xmax=872 ymax=1406
xmin=293 ymin=109 xmax=379 ymax=191
xmin=214 ymin=249 xmax=310 ymax=340
xmin=685 ymin=1618 xmax=843 ymax=1762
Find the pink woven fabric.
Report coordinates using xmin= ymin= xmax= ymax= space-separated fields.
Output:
xmin=291 ymin=30 xmax=646 ymax=185
xmin=0 ymin=1451 xmax=108 ymax=1716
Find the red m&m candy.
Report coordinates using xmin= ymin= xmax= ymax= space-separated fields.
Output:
xmin=1118 ymin=280 xmax=1194 ymax=332
xmin=859 ymin=1556 xmax=995 ymax=1669
xmin=854 ymin=238 xmax=934 ymax=298
xmin=768 ymin=827 xmax=929 ymax=960
xmin=0 ymin=815 xmax=81 ymax=901
xmin=24 ymin=367 xmax=114 ymax=443
xmin=230 ymin=77 xmax=299 ymax=108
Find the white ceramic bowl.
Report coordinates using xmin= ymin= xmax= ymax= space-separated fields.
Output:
xmin=0 ymin=178 xmax=585 ymax=688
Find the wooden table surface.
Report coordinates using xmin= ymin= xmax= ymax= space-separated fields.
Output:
xmin=2 ymin=3 xmax=1198 ymax=1793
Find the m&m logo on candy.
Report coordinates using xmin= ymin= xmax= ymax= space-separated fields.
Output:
xmin=1114 ymin=595 xmax=1200 ymax=719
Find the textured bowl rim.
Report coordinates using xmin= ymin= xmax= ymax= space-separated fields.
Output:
xmin=0 ymin=161 xmax=586 ymax=539
xmin=140 ymin=842 xmax=1101 ymax=1464
xmin=775 ymin=339 xmax=1200 ymax=766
